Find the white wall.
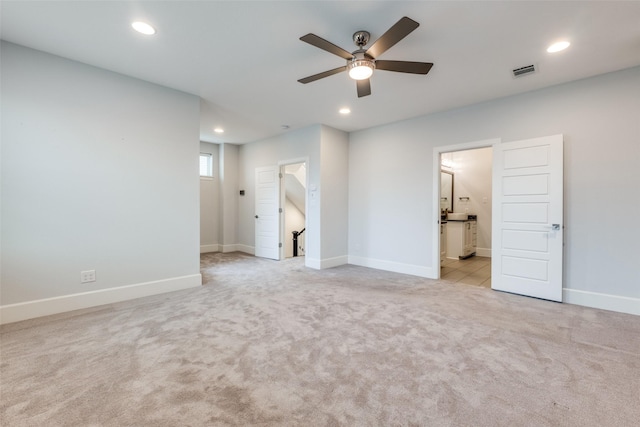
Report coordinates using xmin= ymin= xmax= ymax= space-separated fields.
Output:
xmin=447 ymin=147 xmax=492 ymax=256
xmin=238 ymin=125 xmax=321 ymax=263
xmin=320 ymin=126 xmax=349 ymax=265
xmin=0 ymin=42 xmax=202 ymax=323
xmin=219 ymin=143 xmax=239 ymax=252
xmin=348 ymin=123 xmax=434 ymax=277
xmin=200 ymin=142 xmax=219 ymax=253
xmin=237 ymin=124 xmax=348 ymax=268
xmin=349 ymin=66 xmax=640 ymax=314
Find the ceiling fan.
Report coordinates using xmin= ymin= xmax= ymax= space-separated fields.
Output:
xmin=298 ymin=16 xmax=434 ymax=98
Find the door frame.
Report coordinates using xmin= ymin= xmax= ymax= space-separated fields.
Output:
xmin=431 ymin=138 xmax=500 ymax=278
xmin=278 ymin=157 xmax=309 ymax=261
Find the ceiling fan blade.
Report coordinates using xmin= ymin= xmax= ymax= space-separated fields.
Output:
xmin=356 ymin=79 xmax=371 ymax=98
xmin=298 ymin=66 xmax=347 ymax=84
xmin=366 ymin=17 xmax=419 ymax=59
xmin=375 ymin=60 xmax=434 ymax=74
xmin=300 ymin=33 xmax=354 ymax=60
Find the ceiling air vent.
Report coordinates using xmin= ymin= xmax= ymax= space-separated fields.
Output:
xmin=512 ymin=64 xmax=536 ymax=78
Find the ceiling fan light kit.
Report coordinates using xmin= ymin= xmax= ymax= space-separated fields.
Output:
xmin=298 ymin=17 xmax=433 ymax=98
xmin=348 ymin=57 xmax=375 ymax=80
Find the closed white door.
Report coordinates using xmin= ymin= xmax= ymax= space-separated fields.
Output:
xmin=492 ymin=135 xmax=563 ymax=301
xmin=255 ymin=166 xmax=280 ymax=260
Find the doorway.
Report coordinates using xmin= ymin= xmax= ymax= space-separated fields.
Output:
xmin=254 ymin=159 xmax=308 ymax=262
xmin=434 ymin=135 xmax=564 ymax=302
xmin=280 ymin=162 xmax=307 ymax=259
xmin=437 ymin=144 xmax=494 ymax=287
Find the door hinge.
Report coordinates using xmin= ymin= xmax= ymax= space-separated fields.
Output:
xmin=279 ymin=243 xmax=282 ymax=248
xmin=279 ymin=173 xmax=283 ymax=179
xmin=279 ymin=208 xmax=283 ymax=213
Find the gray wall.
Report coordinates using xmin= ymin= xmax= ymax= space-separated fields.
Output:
xmin=219 ymin=143 xmax=239 ymax=252
xmin=238 ymin=125 xmax=322 ymax=263
xmin=3 ymin=41 xmax=637 ymax=319
xmin=237 ymin=124 xmax=349 ymax=268
xmin=1 ymin=43 xmax=201 ymax=313
xmin=200 ymin=142 xmax=220 ymax=252
xmin=320 ymin=126 xmax=349 ymax=263
xmin=349 ymin=66 xmax=640 ymax=311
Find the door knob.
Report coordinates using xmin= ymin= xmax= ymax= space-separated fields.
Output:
xmin=255 ymin=215 xmax=259 ymax=219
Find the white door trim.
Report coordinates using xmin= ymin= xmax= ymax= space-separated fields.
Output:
xmin=432 ymin=139 xmax=501 ymax=278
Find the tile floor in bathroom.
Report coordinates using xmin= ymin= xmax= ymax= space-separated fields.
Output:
xmin=441 ymin=255 xmax=491 ymax=288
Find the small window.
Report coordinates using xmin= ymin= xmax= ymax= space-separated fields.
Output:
xmin=200 ymin=153 xmax=213 ymax=177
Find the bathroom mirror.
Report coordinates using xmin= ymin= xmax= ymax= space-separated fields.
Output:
xmin=440 ymin=170 xmax=453 ymax=213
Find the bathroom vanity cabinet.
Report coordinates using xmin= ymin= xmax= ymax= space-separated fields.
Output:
xmin=446 ymin=218 xmax=477 ymax=259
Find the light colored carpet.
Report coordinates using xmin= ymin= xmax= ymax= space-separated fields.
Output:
xmin=1 ymin=252 xmax=638 ymax=426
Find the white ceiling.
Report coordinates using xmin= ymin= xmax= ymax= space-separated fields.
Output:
xmin=2 ymin=1 xmax=640 ymax=144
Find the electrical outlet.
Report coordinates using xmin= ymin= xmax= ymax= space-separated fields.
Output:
xmin=81 ymin=270 xmax=96 ymax=283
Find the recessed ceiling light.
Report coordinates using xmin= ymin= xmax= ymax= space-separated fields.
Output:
xmin=132 ymin=21 xmax=156 ymax=35
xmin=339 ymin=108 xmax=351 ymax=115
xmin=214 ymin=127 xmax=224 ymax=134
xmin=547 ymin=41 xmax=570 ymax=53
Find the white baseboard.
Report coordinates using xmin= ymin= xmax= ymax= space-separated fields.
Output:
xmin=563 ymin=288 xmax=640 ymax=316
xmin=476 ymin=248 xmax=492 ymax=257
xmin=348 ymin=256 xmax=436 ymax=279
xmin=303 ymin=256 xmax=348 ymax=270
xmin=220 ymin=244 xmax=239 ymax=253
xmin=0 ymin=274 xmax=202 ymax=325
xmin=200 ymin=244 xmax=220 ymax=253
xmin=305 ymin=257 xmax=321 ymax=269
xmin=236 ymin=244 xmax=255 ymax=255
xmin=320 ymin=256 xmax=348 ymax=269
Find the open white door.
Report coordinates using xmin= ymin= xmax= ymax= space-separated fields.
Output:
xmin=492 ymin=135 xmax=563 ymax=301
xmin=255 ymin=166 xmax=280 ymax=260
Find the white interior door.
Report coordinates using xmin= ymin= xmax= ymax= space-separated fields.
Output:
xmin=255 ymin=166 xmax=280 ymax=260
xmin=492 ymin=135 xmax=563 ymax=301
